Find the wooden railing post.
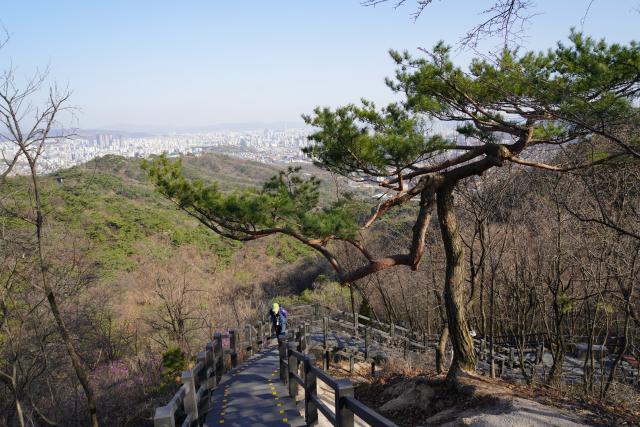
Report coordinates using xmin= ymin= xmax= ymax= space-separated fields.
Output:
xmin=279 ymin=333 xmax=288 ymax=382
xmin=354 ymin=313 xmax=359 ymax=339
xmin=214 ymin=333 xmax=223 ymax=378
xmin=423 ymin=333 xmax=428 ymax=351
xmin=205 ymin=342 xmax=217 ymax=389
xmin=297 ymin=324 xmax=303 ymax=353
xmin=256 ymin=321 xmax=263 ymax=351
xmin=315 ymin=301 xmax=320 ymax=321
xmin=287 ymin=327 xmax=295 ymax=383
xmin=301 ymin=321 xmax=308 ymax=355
xmin=230 ymin=329 xmax=238 ymax=368
xmin=404 ymin=338 xmax=409 ymax=358
xmin=365 ymin=327 xmax=375 ymax=375
xmin=297 ymin=324 xmax=305 ymax=374
xmin=181 ymin=369 xmax=199 ymax=424
xmin=335 ymin=378 xmax=355 ymax=427
xmin=153 ymin=407 xmax=176 ymax=427
xmin=304 ymin=353 xmax=318 ymax=426
xmin=390 ymin=323 xmax=395 ymax=346
xmin=365 ymin=328 xmax=370 ymax=360
xmin=288 ymin=342 xmax=298 ymax=398
xmin=197 ymin=351 xmax=208 ymax=389
xmin=246 ymin=324 xmax=253 ymax=357
xmin=323 ymin=316 xmax=329 ymax=372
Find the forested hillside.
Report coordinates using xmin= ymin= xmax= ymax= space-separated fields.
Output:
xmin=1 ymin=153 xmax=341 ymax=426
xmin=48 ymin=153 xmax=336 ymax=275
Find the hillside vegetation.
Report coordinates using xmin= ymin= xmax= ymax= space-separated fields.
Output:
xmin=45 ymin=153 xmax=338 ymax=274
xmin=1 ymin=152 xmax=343 ymax=426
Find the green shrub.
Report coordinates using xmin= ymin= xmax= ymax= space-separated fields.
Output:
xmin=161 ymin=347 xmax=188 ymax=386
xmin=265 ymin=244 xmax=277 ymax=257
xmin=234 ymin=271 xmax=254 ymax=283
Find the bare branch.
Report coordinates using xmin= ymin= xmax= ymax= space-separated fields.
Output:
xmin=507 ymin=153 xmax=626 ymax=172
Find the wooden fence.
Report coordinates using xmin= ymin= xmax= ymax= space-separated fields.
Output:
xmin=153 ymin=322 xmax=269 ymax=427
xmin=283 ymin=303 xmax=640 ymax=385
xmin=278 ymin=327 xmax=398 ymax=427
xmin=153 ymin=302 xmax=640 ymax=426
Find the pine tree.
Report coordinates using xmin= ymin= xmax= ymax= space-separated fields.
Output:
xmin=144 ymin=31 xmax=640 ymax=381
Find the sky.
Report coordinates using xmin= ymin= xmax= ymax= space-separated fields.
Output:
xmin=0 ymin=1 xmax=638 ymax=132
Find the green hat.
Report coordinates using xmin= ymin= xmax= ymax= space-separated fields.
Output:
xmin=272 ymin=303 xmax=279 ymax=312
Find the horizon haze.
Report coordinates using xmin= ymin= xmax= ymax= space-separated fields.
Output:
xmin=95 ymin=120 xmax=310 ymax=135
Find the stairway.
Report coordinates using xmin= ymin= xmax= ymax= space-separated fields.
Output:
xmin=203 ymin=346 xmax=306 ymax=426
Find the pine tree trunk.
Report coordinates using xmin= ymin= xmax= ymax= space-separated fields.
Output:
xmin=435 ymin=323 xmax=449 ymax=374
xmin=437 ymin=182 xmax=477 ymax=379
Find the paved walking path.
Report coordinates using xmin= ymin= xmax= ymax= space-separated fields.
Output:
xmin=203 ymin=346 xmax=305 ymax=427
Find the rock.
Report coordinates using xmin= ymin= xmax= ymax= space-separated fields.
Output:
xmin=378 ymin=378 xmax=440 ymax=412
xmin=421 ymin=407 xmax=459 ymax=425
xmin=437 ymin=397 xmax=589 ymax=427
xmin=353 ymin=362 xmax=369 ymax=371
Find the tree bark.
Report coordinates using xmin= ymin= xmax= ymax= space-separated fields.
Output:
xmin=437 ymin=181 xmax=477 ymax=379
xmin=433 ymin=289 xmax=449 ymax=374
xmin=435 ymin=323 xmax=450 ymax=374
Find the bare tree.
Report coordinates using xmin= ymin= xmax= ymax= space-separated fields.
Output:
xmin=361 ymin=0 xmax=540 ymax=48
xmin=133 ymin=245 xmax=208 ymax=354
xmin=0 ymin=40 xmax=100 ymax=425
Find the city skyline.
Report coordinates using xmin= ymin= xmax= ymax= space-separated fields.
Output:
xmin=1 ymin=1 xmax=637 ymax=130
xmin=91 ymin=120 xmax=311 ymax=135
xmin=0 ymin=119 xmax=466 ymax=176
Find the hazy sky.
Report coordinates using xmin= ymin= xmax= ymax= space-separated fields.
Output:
xmin=1 ymin=1 xmax=637 ymax=130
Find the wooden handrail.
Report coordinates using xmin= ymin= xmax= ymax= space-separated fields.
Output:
xmin=278 ymin=333 xmax=399 ymax=427
xmin=155 ymin=302 xmax=640 ymax=427
xmin=154 ymin=322 xmax=269 ymax=427
xmin=285 ymin=303 xmax=431 ymax=353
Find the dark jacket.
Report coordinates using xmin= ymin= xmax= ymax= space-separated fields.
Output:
xmin=269 ymin=307 xmax=288 ymax=328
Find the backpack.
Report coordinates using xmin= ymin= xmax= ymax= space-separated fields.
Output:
xmin=280 ymin=307 xmax=288 ymax=319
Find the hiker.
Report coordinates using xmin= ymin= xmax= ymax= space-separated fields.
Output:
xmin=269 ymin=303 xmax=288 ymax=338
